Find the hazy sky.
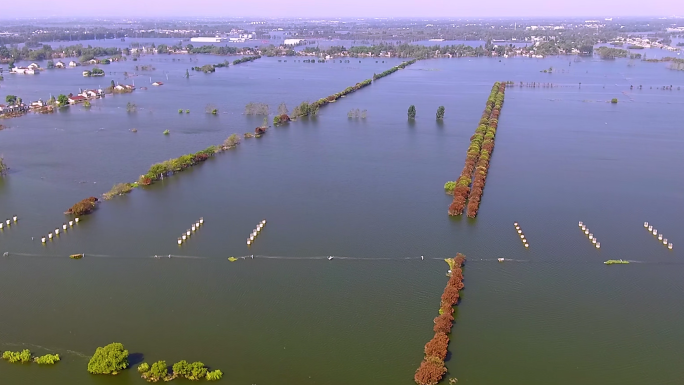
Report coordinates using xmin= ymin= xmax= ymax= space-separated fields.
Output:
xmin=1 ymin=0 xmax=682 ymax=18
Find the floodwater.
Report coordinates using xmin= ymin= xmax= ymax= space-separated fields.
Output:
xmin=1 ymin=54 xmax=683 ymax=385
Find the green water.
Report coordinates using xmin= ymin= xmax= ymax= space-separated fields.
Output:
xmin=0 ymin=55 xmax=683 ymax=384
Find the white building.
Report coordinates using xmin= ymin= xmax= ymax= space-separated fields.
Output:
xmin=69 ymin=61 xmax=78 ymax=67
xmin=284 ymin=39 xmax=304 ymax=46
xmin=190 ymin=37 xmax=224 ymax=43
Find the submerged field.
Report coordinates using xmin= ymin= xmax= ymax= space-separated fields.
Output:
xmin=1 ymin=54 xmax=683 ymax=385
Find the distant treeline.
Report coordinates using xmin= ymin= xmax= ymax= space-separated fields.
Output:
xmin=0 ymin=44 xmax=121 ymax=63
xmin=595 ymin=46 xmax=641 ymax=59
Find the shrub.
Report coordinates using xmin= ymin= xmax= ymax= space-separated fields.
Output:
xmin=187 ymin=361 xmax=207 ymax=380
xmin=444 ymin=181 xmax=456 ymax=194
xmin=408 ymin=105 xmax=417 ymax=119
xmin=424 ymin=332 xmax=449 ymax=360
xmin=433 ymin=312 xmax=454 ymax=334
xmin=66 ymin=197 xmax=99 ymax=215
xmin=103 ymin=183 xmax=134 ymax=200
xmin=206 ymin=369 xmax=223 ymax=381
xmin=34 ymin=354 xmax=60 ymax=365
xmin=611 ymin=98 xmax=618 ymax=103
xmin=436 ymin=106 xmax=445 ymax=120
xmin=223 ymin=133 xmax=241 ymax=149
xmin=414 ymin=356 xmax=447 ymax=385
xmin=2 ymin=349 xmax=32 ymax=363
xmin=148 ymin=360 xmax=168 ymax=381
xmin=87 ymin=342 xmax=129 ymax=375
xmin=172 ymin=360 xmax=191 ymax=377
xmin=0 ymin=157 xmax=8 ymax=176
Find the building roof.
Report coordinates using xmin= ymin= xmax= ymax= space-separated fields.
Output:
xmin=69 ymin=95 xmax=87 ymax=101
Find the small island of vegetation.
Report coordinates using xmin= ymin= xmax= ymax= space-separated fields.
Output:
xmin=65 ymin=196 xmax=99 ymax=216
xmin=2 ymin=349 xmax=61 ymax=365
xmin=604 ymin=259 xmax=629 ymax=265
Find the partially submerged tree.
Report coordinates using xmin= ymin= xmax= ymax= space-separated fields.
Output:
xmin=223 ymin=133 xmax=241 ymax=149
xmin=408 ymin=105 xmax=417 ymax=119
xmin=436 ymin=106 xmax=445 ymax=120
xmin=86 ymin=342 xmax=129 ymax=375
xmin=0 ymin=157 xmax=8 ymax=176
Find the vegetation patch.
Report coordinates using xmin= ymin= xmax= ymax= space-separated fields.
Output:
xmin=65 ymin=197 xmax=99 ymax=216
xmin=414 ymin=254 xmax=466 ymax=385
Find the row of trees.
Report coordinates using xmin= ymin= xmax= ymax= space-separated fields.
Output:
xmin=87 ymin=343 xmax=221 ymax=381
xmin=233 ymin=55 xmax=261 ymax=65
xmin=414 ymin=254 xmax=466 ymax=385
xmin=138 ymin=360 xmax=222 ymax=382
xmin=293 ymin=79 xmax=373 ymax=118
xmin=372 ymin=59 xmax=417 ymax=81
xmin=69 ymin=135 xmax=242 ymax=216
xmin=465 ymin=83 xmax=505 ymax=218
xmin=447 ymin=82 xmax=505 ymax=216
xmin=2 ymin=349 xmax=60 ymax=364
xmin=406 ymin=104 xmax=444 ymax=121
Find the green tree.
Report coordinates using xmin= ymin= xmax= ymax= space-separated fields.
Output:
xmin=188 ymin=361 xmax=207 ymax=380
xmin=206 ymin=370 xmax=223 ymax=381
xmin=0 ymin=157 xmax=8 ymax=176
xmin=137 ymin=362 xmax=150 ymax=373
xmin=47 ymin=60 xmax=55 ymax=69
xmin=35 ymin=354 xmax=60 ymax=365
xmin=611 ymin=98 xmax=618 ymax=103
xmin=436 ymin=106 xmax=445 ymax=120
xmin=185 ymin=69 xmax=190 ymax=78
xmin=149 ymin=360 xmax=168 ymax=381
xmin=408 ymin=105 xmax=416 ymax=119
xmin=87 ymin=342 xmax=129 ymax=375
xmin=57 ymin=94 xmax=69 ymax=107
xmin=444 ymin=181 xmax=456 ymax=194
xmin=172 ymin=360 xmax=191 ymax=377
xmin=5 ymin=95 xmax=17 ymax=105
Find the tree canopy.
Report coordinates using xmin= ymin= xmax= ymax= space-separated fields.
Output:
xmin=87 ymin=342 xmax=129 ymax=375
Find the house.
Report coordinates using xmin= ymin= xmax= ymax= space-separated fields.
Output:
xmin=68 ymin=60 xmax=78 ymax=67
xmin=68 ymin=95 xmax=87 ymax=104
xmin=0 ymin=104 xmax=5 ymax=114
xmin=152 ymin=81 xmax=163 ymax=86
xmin=2 ymin=104 xmax=28 ymax=113
xmin=30 ymin=99 xmax=46 ymax=108
xmin=28 ymin=63 xmax=40 ymax=70
xmin=80 ymin=89 xmax=103 ymax=98
xmin=114 ymin=84 xmax=126 ymax=91
xmin=88 ymin=58 xmax=99 ymax=65
xmin=54 ymin=61 xmax=66 ymax=68
xmin=10 ymin=67 xmax=36 ymax=75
